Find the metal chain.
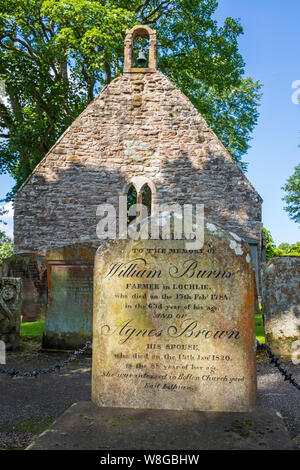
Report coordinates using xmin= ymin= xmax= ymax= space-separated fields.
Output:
xmin=256 ymin=340 xmax=300 ymax=391
xmin=0 ymin=341 xmax=92 ymax=378
xmin=1 ymin=339 xmax=299 ymax=392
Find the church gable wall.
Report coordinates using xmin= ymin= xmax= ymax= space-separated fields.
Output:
xmin=14 ymin=71 xmax=262 ymax=255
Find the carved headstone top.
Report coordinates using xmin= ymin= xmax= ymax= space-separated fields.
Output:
xmin=2 ymin=253 xmax=47 ymax=322
xmin=0 ymin=277 xmax=22 ymax=351
xmin=46 ymin=243 xmax=98 ymax=263
xmin=0 ymin=278 xmax=22 ymax=320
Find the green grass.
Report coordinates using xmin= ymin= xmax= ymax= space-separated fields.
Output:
xmin=16 ymin=415 xmax=53 ymax=434
xmin=20 ymin=321 xmax=45 ymax=341
xmin=255 ymin=314 xmax=265 ymax=344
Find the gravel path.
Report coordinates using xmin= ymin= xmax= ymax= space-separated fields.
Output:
xmin=256 ymin=352 xmax=300 ymax=441
xmin=0 ymin=347 xmax=299 ymax=450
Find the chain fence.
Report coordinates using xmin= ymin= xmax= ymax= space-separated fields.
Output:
xmin=256 ymin=340 xmax=300 ymax=391
xmin=0 ymin=339 xmax=299 ymax=391
xmin=0 ymin=341 xmax=92 ymax=377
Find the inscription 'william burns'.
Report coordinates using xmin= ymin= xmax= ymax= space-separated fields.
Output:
xmin=105 ymin=258 xmax=233 ymax=280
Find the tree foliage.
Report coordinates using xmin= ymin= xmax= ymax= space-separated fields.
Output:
xmin=262 ymin=226 xmax=300 ymax=260
xmin=0 ymin=230 xmax=13 ymax=266
xmin=262 ymin=226 xmax=277 ymax=260
xmin=277 ymin=241 xmax=300 ymax=257
xmin=0 ymin=0 xmax=262 ymax=199
xmin=282 ymin=164 xmax=300 ymax=225
xmin=0 ymin=206 xmax=13 ymax=266
xmin=0 ymin=205 xmax=8 ymax=225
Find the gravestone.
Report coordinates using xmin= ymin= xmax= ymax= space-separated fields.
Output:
xmin=92 ymin=219 xmax=257 ymax=412
xmin=0 ymin=277 xmax=22 ymax=350
xmin=2 ymin=253 xmax=47 ymax=322
xmin=42 ymin=244 xmax=97 ymax=350
xmin=262 ymin=257 xmax=300 ymax=359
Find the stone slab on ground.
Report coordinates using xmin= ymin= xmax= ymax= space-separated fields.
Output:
xmin=26 ymin=401 xmax=294 ymax=450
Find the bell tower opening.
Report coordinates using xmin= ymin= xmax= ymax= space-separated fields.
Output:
xmin=134 ymin=36 xmax=149 ymax=68
xmin=124 ymin=25 xmax=157 ymax=72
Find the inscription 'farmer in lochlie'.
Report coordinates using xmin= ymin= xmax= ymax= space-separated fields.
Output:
xmin=105 ymin=258 xmax=234 ymax=280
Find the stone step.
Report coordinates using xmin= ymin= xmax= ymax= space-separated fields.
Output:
xmin=26 ymin=401 xmax=295 ymax=450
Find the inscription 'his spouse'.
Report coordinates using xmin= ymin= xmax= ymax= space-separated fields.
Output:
xmin=105 ymin=258 xmax=233 ymax=280
xmin=100 ymin=319 xmax=240 ymax=344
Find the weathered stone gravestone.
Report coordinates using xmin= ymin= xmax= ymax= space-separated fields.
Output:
xmin=92 ymin=220 xmax=257 ymax=412
xmin=0 ymin=277 xmax=22 ymax=350
xmin=2 ymin=253 xmax=47 ymax=322
xmin=262 ymin=257 xmax=300 ymax=359
xmin=0 ymin=339 xmax=5 ymax=364
xmin=43 ymin=244 xmax=97 ymax=350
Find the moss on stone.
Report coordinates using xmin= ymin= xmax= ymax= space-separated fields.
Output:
xmin=16 ymin=415 xmax=54 ymax=434
xmin=265 ymin=332 xmax=299 ymax=358
xmin=229 ymin=420 xmax=254 ymax=438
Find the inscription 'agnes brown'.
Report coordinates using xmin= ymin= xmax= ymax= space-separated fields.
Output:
xmin=105 ymin=258 xmax=234 ymax=280
xmin=100 ymin=319 xmax=240 ymax=344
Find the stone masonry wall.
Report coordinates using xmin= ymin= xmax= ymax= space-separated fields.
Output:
xmin=14 ymin=70 xmax=262 ymax=255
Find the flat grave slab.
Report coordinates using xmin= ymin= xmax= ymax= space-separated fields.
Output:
xmin=26 ymin=401 xmax=294 ymax=450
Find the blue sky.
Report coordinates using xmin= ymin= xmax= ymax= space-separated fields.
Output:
xmin=214 ymin=0 xmax=300 ymax=244
xmin=0 ymin=0 xmax=299 ymax=244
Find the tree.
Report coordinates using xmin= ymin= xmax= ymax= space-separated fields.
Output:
xmin=0 ymin=205 xmax=8 ymax=225
xmin=277 ymin=242 xmax=300 ymax=257
xmin=0 ymin=205 xmax=13 ymax=265
xmin=282 ymin=164 xmax=300 ymax=225
xmin=0 ymin=231 xmax=13 ymax=266
xmin=262 ymin=226 xmax=277 ymax=260
xmin=0 ymin=0 xmax=262 ymax=199
xmin=262 ymin=226 xmax=300 ymax=259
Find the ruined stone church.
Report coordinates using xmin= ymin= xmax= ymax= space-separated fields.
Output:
xmin=14 ymin=25 xmax=262 ymax=272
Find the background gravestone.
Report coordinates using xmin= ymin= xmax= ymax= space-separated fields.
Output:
xmin=92 ymin=218 xmax=257 ymax=412
xmin=2 ymin=253 xmax=47 ymax=322
xmin=42 ymin=243 xmax=98 ymax=350
xmin=0 ymin=277 xmax=22 ymax=350
xmin=262 ymin=257 xmax=300 ymax=359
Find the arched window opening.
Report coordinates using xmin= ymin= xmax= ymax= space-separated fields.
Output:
xmin=124 ymin=178 xmax=156 ymax=228
xmin=141 ymin=184 xmax=152 ymax=216
xmin=127 ymin=184 xmax=137 ymax=224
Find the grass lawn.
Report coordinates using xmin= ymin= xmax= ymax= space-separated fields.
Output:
xmin=255 ymin=313 xmax=265 ymax=344
xmin=19 ymin=315 xmax=266 ymax=344
xmin=20 ymin=321 xmax=45 ymax=341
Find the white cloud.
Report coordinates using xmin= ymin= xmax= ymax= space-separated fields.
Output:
xmin=0 ymin=80 xmax=10 ymax=108
xmin=0 ymin=202 xmax=14 ymax=239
